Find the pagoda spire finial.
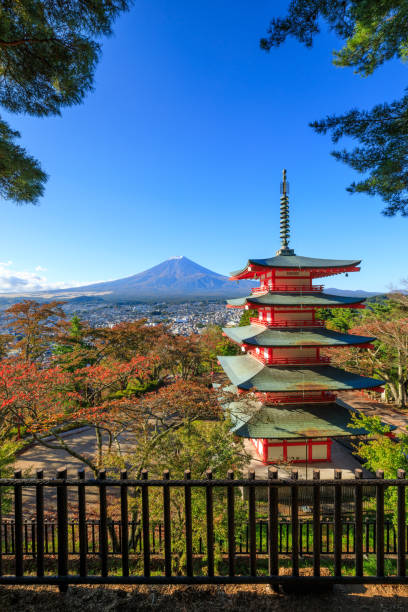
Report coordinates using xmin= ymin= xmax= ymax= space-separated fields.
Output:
xmin=276 ymin=168 xmax=295 ymax=256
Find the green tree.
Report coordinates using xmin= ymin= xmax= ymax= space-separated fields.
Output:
xmin=0 ymin=1 xmax=130 ymax=204
xmin=115 ymin=419 xmax=250 ymax=573
xmin=261 ymin=1 xmax=408 ymax=215
xmin=199 ymin=324 xmax=239 ymax=372
xmin=53 ymin=314 xmax=96 ymax=370
xmin=239 ymin=309 xmax=257 ymax=326
xmin=0 ymin=440 xmax=21 ymax=514
xmin=349 ymin=412 xmax=408 ymax=522
xmin=320 ymin=307 xmax=360 ymax=333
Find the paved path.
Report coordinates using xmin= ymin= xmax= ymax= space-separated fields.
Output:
xmin=14 ymin=426 xmax=135 ymax=518
xmin=338 ymin=391 xmax=408 ymax=434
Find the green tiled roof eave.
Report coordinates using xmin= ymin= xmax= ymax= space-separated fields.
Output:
xmin=217 ymin=355 xmax=384 ymax=392
xmin=226 ymin=401 xmax=368 ymax=439
xmin=227 ymin=293 xmax=366 ymax=307
xmin=227 ymin=297 xmax=247 ymax=307
xmin=230 ymin=255 xmax=361 ymax=276
xmin=222 ymin=325 xmax=376 ymax=347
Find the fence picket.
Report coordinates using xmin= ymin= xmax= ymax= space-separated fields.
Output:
xmin=268 ymin=467 xmax=278 ymax=577
xmin=313 ymin=469 xmax=320 ymax=577
xmin=14 ymin=470 xmax=23 ymax=577
xmin=376 ymin=470 xmax=385 ymax=577
xmin=184 ymin=470 xmax=193 ymax=577
xmin=120 ymin=470 xmax=129 ymax=577
xmin=78 ymin=469 xmax=87 ymax=577
xmin=355 ymin=469 xmax=363 ymax=577
xmin=98 ymin=469 xmax=108 ymax=578
xmin=36 ymin=470 xmax=44 ymax=577
xmin=163 ymin=470 xmax=172 ymax=577
xmin=227 ymin=470 xmax=235 ymax=577
xmin=291 ymin=470 xmax=299 ymax=577
xmin=334 ymin=469 xmax=342 ymax=577
xmin=56 ymin=467 xmax=68 ymax=593
xmin=141 ymin=469 xmax=150 ymax=577
xmin=248 ymin=470 xmax=256 ymax=577
xmin=206 ymin=470 xmax=214 ymax=578
xmin=398 ymin=469 xmax=406 ymax=577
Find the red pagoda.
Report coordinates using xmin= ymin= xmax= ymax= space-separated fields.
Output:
xmin=219 ymin=170 xmax=384 ymax=464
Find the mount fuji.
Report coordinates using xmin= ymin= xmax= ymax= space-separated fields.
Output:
xmin=0 ymin=257 xmax=382 ymax=302
xmin=31 ymin=256 xmax=256 ymax=300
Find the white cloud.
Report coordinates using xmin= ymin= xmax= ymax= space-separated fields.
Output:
xmin=0 ymin=262 xmax=86 ymax=293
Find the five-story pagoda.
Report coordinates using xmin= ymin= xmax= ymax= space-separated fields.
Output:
xmin=219 ymin=171 xmax=384 ymax=465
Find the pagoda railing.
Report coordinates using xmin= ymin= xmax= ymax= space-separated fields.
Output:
xmin=249 ymin=354 xmax=330 ymax=366
xmin=250 ymin=317 xmax=325 ymax=328
xmin=257 ymin=390 xmax=337 ymax=404
xmin=250 ymin=284 xmax=324 ymax=294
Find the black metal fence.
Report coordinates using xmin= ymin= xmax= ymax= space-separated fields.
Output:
xmin=0 ymin=466 xmax=408 ymax=589
xmin=1 ymin=518 xmax=406 ymax=557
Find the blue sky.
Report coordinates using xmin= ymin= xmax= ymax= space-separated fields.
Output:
xmin=0 ymin=0 xmax=406 ymax=292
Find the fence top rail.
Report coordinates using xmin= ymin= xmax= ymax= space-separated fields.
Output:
xmin=0 ymin=476 xmax=405 ymax=487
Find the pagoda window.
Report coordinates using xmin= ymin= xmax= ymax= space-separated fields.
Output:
xmin=267 ymin=444 xmax=284 ymax=462
xmin=286 ymin=443 xmax=308 ymax=462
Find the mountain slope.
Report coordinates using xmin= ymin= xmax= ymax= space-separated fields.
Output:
xmin=324 ymin=288 xmax=383 ymax=298
xmin=53 ymin=256 xmax=256 ymax=299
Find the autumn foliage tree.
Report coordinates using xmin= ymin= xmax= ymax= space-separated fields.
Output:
xmin=328 ymin=305 xmax=408 ymax=407
xmin=5 ymin=300 xmax=66 ymax=363
xmin=0 ymin=356 xmax=152 ymax=474
xmin=0 ymin=300 xmax=235 ymax=477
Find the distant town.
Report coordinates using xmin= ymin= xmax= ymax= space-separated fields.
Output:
xmin=0 ymin=298 xmax=242 ymax=336
xmin=63 ymin=299 xmax=242 ymax=334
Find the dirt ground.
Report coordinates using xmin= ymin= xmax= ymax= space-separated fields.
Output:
xmin=0 ymin=583 xmax=408 ymax=612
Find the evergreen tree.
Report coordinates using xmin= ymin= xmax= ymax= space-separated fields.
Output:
xmin=238 ymin=309 xmax=257 ymax=326
xmin=261 ymin=1 xmax=408 ymax=216
xmin=0 ymin=1 xmax=131 ymax=204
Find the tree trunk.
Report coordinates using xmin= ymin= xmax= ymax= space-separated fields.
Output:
xmin=95 ymin=425 xmax=103 ymax=468
xmin=397 ymin=358 xmax=407 ymax=408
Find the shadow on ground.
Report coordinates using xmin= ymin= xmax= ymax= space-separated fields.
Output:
xmin=0 ymin=584 xmax=408 ymax=611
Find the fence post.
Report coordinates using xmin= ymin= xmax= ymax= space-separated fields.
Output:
xmin=354 ymin=468 xmax=363 ymax=577
xmin=376 ymin=469 xmax=385 ymax=577
xmin=268 ymin=467 xmax=278 ymax=578
xmin=77 ymin=469 xmax=87 ymax=577
xmin=397 ymin=468 xmax=406 ymax=577
xmin=36 ymin=469 xmax=44 ymax=577
xmin=0 ymin=470 xmax=2 ymax=577
xmin=56 ymin=467 xmax=68 ymax=593
xmin=248 ymin=469 xmax=256 ymax=577
xmin=227 ymin=469 xmax=235 ymax=577
xmin=98 ymin=469 xmax=108 ymax=578
xmin=313 ymin=469 xmax=320 ymax=577
xmin=141 ymin=469 xmax=150 ymax=577
xmin=120 ymin=469 xmax=129 ymax=577
xmin=184 ymin=470 xmax=193 ymax=577
xmin=291 ymin=470 xmax=299 ymax=577
xmin=163 ymin=470 xmax=172 ymax=577
xmin=334 ymin=469 xmax=342 ymax=577
xmin=14 ymin=470 xmax=23 ymax=578
xmin=206 ymin=469 xmax=214 ymax=578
